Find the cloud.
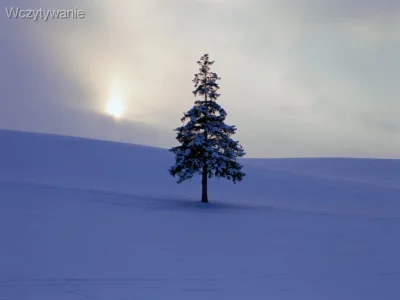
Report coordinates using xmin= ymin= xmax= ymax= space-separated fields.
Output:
xmin=0 ymin=0 xmax=399 ymax=157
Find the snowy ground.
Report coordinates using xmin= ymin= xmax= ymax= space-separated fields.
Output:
xmin=1 ymin=129 xmax=400 ymax=300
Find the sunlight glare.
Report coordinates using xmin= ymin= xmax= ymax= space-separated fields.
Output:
xmin=106 ymin=98 xmax=124 ymax=119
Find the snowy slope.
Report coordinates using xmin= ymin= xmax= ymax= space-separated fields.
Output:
xmin=0 ymin=129 xmax=399 ymax=300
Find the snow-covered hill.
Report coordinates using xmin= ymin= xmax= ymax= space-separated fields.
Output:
xmin=1 ymin=129 xmax=399 ymax=300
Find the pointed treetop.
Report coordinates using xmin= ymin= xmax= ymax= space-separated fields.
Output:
xmin=192 ymin=54 xmax=221 ymax=101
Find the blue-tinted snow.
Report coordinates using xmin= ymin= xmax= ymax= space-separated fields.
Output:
xmin=0 ymin=129 xmax=399 ymax=300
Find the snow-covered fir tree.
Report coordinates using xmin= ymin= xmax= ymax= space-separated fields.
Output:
xmin=169 ymin=54 xmax=245 ymax=203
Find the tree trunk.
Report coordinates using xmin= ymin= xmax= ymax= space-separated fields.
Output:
xmin=201 ymin=165 xmax=208 ymax=203
xmin=201 ymin=92 xmax=209 ymax=203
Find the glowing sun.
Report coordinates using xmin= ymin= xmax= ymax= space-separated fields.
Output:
xmin=106 ymin=98 xmax=124 ymax=119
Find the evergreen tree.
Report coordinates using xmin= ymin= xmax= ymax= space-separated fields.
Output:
xmin=169 ymin=54 xmax=246 ymax=203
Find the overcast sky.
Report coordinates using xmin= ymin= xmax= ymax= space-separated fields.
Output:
xmin=1 ymin=0 xmax=399 ymax=158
